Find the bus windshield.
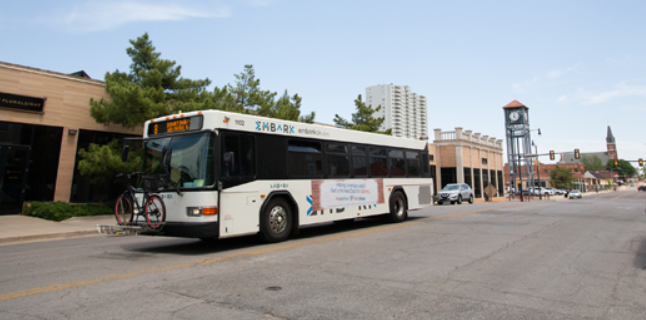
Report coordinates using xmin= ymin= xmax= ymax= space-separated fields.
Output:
xmin=141 ymin=132 xmax=215 ymax=188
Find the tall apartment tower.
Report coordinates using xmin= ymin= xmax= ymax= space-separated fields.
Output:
xmin=365 ymin=84 xmax=428 ymax=139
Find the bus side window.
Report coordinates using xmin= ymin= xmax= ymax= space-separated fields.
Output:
xmin=351 ymin=145 xmax=368 ymax=178
xmin=406 ymin=151 xmax=421 ymax=177
xmin=389 ymin=149 xmax=406 ymax=177
xmin=240 ymin=135 xmax=255 ymax=177
xmin=222 ymin=135 xmax=240 ymax=176
xmin=288 ymin=140 xmax=322 ymax=178
xmin=369 ymin=147 xmax=387 ymax=177
xmin=223 ymin=134 xmax=255 ymax=177
xmin=326 ymin=142 xmax=349 ymax=178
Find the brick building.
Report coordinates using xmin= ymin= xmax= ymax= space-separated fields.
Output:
xmin=431 ymin=127 xmax=505 ymax=199
xmin=503 ymin=162 xmax=585 ymax=189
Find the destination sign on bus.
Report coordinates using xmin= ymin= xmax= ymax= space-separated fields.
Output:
xmin=148 ymin=116 xmax=203 ymax=136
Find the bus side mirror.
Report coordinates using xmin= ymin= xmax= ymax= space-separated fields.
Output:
xmin=121 ymin=145 xmax=129 ymax=163
xmin=223 ymin=151 xmax=235 ymax=174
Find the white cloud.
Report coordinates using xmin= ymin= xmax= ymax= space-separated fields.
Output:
xmin=556 ymin=95 xmax=567 ymax=103
xmin=546 ymin=63 xmax=579 ymax=79
xmin=511 ymin=63 xmax=579 ymax=93
xmin=46 ymin=1 xmax=230 ymax=32
xmin=578 ymin=82 xmax=646 ymax=105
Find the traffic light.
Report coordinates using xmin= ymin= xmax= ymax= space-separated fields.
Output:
xmin=614 ymin=159 xmax=618 ymax=166
xmin=549 ymin=150 xmax=555 ymax=160
xmin=574 ymin=149 xmax=580 ymax=159
xmin=639 ymin=158 xmax=643 ymax=167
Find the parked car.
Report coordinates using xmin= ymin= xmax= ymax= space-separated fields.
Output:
xmin=437 ymin=183 xmax=474 ymax=205
xmin=555 ymin=188 xmax=566 ymax=195
xmin=529 ymin=187 xmax=553 ymax=196
xmin=638 ymin=185 xmax=646 ymax=191
xmin=544 ymin=187 xmax=557 ymax=195
xmin=568 ymin=189 xmax=582 ymax=199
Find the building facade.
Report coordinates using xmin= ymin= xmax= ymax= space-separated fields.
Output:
xmin=431 ymin=127 xmax=505 ymax=199
xmin=365 ymin=84 xmax=428 ymax=139
xmin=0 ymin=61 xmax=141 ymax=214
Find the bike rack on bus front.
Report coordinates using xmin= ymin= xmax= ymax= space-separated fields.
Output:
xmin=96 ymin=223 xmax=165 ymax=236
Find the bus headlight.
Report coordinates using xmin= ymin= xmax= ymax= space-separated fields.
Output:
xmin=186 ymin=207 xmax=218 ymax=217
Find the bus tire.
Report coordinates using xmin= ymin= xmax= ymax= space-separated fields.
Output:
xmin=260 ymin=198 xmax=292 ymax=243
xmin=388 ymin=191 xmax=407 ymax=223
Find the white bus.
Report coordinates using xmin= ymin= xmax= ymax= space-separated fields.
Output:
xmin=120 ymin=109 xmax=433 ymax=242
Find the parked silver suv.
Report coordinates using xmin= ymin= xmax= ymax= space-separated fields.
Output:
xmin=437 ymin=183 xmax=474 ymax=205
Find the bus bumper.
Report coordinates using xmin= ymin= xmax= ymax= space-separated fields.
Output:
xmin=144 ymin=221 xmax=219 ymax=239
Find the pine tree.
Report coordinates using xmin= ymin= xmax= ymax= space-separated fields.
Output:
xmin=334 ymin=94 xmax=387 ymax=133
xmin=89 ymin=33 xmax=215 ymax=129
xmin=258 ymin=90 xmax=315 ymax=123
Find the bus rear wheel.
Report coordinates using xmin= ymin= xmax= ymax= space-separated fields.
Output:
xmin=260 ymin=198 xmax=292 ymax=243
xmin=388 ymin=191 xmax=407 ymax=223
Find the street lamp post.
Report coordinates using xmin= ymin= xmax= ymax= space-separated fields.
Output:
xmin=532 ymin=140 xmax=542 ymax=199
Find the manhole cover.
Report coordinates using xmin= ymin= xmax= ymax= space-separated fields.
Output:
xmin=266 ymin=286 xmax=282 ymax=291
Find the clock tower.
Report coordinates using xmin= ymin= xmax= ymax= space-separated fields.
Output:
xmin=504 ymin=100 xmax=535 ymax=192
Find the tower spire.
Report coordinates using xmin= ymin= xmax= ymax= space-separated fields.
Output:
xmin=606 ymin=125 xmax=615 ymax=144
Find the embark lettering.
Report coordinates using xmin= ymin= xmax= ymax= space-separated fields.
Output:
xmin=255 ymin=121 xmax=295 ymax=134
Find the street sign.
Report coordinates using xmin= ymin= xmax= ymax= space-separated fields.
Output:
xmin=484 ymin=184 xmax=497 ymax=200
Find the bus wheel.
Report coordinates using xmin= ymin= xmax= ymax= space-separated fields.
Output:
xmin=260 ymin=198 xmax=292 ymax=243
xmin=388 ymin=191 xmax=407 ymax=223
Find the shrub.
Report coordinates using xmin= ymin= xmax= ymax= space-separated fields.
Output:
xmin=23 ymin=201 xmax=114 ymax=221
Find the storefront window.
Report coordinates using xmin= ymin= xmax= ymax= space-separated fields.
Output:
xmin=0 ymin=122 xmax=62 ymax=213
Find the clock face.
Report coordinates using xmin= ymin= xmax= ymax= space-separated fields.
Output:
xmin=509 ymin=111 xmax=520 ymax=122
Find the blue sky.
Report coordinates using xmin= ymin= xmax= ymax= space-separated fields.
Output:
xmin=2 ymin=0 xmax=645 ymax=170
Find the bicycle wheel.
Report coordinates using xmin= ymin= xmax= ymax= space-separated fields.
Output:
xmin=115 ymin=195 xmax=133 ymax=225
xmin=144 ymin=195 xmax=166 ymax=228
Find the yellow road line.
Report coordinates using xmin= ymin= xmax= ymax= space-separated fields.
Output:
xmin=613 ymin=192 xmax=634 ymax=200
xmin=0 ymin=203 xmax=522 ymax=302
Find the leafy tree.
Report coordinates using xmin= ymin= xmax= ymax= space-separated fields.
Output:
xmin=77 ymin=140 xmax=141 ymax=183
xmin=89 ymin=33 xmax=215 ymax=129
xmin=580 ymin=155 xmax=605 ymax=172
xmin=548 ymin=166 xmax=575 ymax=189
xmin=334 ymin=95 xmax=388 ymax=133
xmin=606 ymin=159 xmax=636 ymax=178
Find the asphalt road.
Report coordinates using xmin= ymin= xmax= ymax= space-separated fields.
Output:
xmin=1 ymin=191 xmax=645 ymax=319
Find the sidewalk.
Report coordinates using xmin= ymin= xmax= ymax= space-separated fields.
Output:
xmin=0 ymin=214 xmax=116 ymax=245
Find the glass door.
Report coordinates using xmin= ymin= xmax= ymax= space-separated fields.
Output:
xmin=0 ymin=145 xmax=31 ymax=214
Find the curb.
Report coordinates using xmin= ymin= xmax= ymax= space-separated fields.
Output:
xmin=0 ymin=229 xmax=101 ymax=245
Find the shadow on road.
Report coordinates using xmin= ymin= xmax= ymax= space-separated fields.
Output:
xmin=124 ymin=215 xmax=424 ymax=256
